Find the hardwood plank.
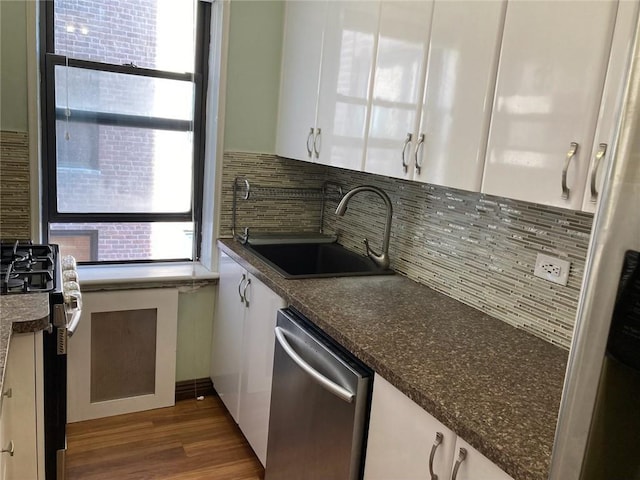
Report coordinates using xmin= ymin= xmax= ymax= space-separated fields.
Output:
xmin=66 ymin=396 xmax=265 ymax=480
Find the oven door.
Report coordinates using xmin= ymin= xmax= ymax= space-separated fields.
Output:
xmin=43 ymin=315 xmax=67 ymax=480
xmin=44 ymin=296 xmax=82 ymax=480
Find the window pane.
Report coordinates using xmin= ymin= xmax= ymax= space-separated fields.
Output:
xmin=54 ymin=66 xmax=194 ymax=120
xmin=57 ymin=124 xmax=193 ymax=213
xmin=54 ymin=0 xmax=196 ymax=73
xmin=50 ymin=222 xmax=194 ymax=262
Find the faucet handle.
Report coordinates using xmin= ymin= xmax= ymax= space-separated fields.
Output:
xmin=364 ymin=238 xmax=390 ymax=270
xmin=363 ymin=238 xmax=380 ymax=258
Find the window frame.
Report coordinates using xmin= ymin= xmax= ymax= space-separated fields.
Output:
xmin=39 ymin=0 xmax=210 ymax=263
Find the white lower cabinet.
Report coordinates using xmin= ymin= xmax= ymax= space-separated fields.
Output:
xmin=0 ymin=332 xmax=42 ymax=480
xmin=364 ymin=374 xmax=512 ymax=480
xmin=211 ymin=255 xmax=246 ymax=422
xmin=211 ymin=253 xmax=285 ymax=466
xmin=364 ymin=375 xmax=456 ymax=479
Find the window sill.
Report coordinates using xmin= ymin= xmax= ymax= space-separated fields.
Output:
xmin=78 ymin=262 xmax=219 ymax=288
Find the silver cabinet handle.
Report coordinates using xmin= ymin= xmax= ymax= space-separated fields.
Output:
xmin=561 ymin=142 xmax=579 ymax=200
xmin=237 ymin=273 xmax=247 ymax=303
xmin=590 ymin=143 xmax=607 ymax=203
xmin=313 ymin=128 xmax=321 ymax=159
xmin=401 ymin=132 xmax=413 ymax=173
xmin=242 ymin=278 xmax=251 ymax=307
xmin=414 ymin=133 xmax=425 ymax=175
xmin=428 ymin=432 xmax=444 ymax=480
xmin=306 ymin=127 xmax=314 ymax=158
xmin=1 ymin=441 xmax=14 ymax=456
xmin=451 ymin=447 xmax=467 ymax=480
xmin=274 ymin=326 xmax=354 ymax=403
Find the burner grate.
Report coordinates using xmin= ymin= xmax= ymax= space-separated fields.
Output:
xmin=0 ymin=241 xmax=57 ymax=294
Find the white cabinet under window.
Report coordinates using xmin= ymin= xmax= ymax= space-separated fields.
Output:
xmin=211 ymin=253 xmax=285 ymax=466
xmin=67 ymin=288 xmax=179 ymax=422
xmin=481 ymin=0 xmax=621 ymax=209
xmin=364 ymin=374 xmax=513 ymax=480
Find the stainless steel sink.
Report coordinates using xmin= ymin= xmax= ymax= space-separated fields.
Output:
xmin=244 ymin=241 xmax=394 ymax=279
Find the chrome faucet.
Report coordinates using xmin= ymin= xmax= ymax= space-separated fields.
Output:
xmin=335 ymin=185 xmax=393 ymax=270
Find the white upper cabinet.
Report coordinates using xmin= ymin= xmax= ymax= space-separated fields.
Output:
xmin=275 ymin=1 xmax=326 ymax=162
xmin=414 ymin=0 xmax=506 ymax=190
xmin=276 ymin=1 xmax=379 ymax=170
xmin=482 ymin=0 xmax=620 ymax=209
xmin=314 ymin=0 xmax=380 ymax=170
xmin=364 ymin=1 xmax=433 ymax=179
xmin=581 ymin=1 xmax=639 ymax=212
xmin=363 ymin=0 xmax=505 ymax=190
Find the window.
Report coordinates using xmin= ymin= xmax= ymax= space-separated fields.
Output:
xmin=41 ymin=0 xmax=210 ymax=263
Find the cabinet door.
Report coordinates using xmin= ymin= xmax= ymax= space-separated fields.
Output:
xmin=3 ymin=333 xmax=39 ymax=480
xmin=414 ymin=0 xmax=505 ymax=191
xmin=275 ymin=1 xmax=326 ymax=162
xmin=364 ymin=375 xmax=456 ymax=480
xmin=581 ymin=1 xmax=639 ymax=212
xmin=482 ymin=1 xmax=618 ymax=209
xmin=314 ymin=0 xmax=380 ymax=170
xmin=239 ymin=274 xmax=285 ymax=467
xmin=364 ymin=0 xmax=433 ymax=179
xmin=211 ymin=254 xmax=246 ymax=422
xmin=449 ymin=437 xmax=514 ymax=480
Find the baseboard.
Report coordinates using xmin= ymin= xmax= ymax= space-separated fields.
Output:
xmin=175 ymin=377 xmax=215 ymax=401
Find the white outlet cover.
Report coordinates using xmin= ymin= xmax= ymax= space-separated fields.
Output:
xmin=533 ymin=253 xmax=571 ymax=286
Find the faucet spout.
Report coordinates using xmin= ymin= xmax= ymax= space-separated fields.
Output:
xmin=335 ymin=185 xmax=393 ymax=270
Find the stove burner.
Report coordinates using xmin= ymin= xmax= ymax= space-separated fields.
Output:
xmin=0 ymin=241 xmax=57 ymax=294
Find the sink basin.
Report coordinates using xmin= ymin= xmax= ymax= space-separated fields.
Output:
xmin=245 ymin=242 xmax=394 ymax=279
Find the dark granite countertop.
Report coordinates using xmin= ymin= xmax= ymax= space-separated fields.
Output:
xmin=0 ymin=294 xmax=50 ymax=390
xmin=219 ymin=238 xmax=568 ymax=480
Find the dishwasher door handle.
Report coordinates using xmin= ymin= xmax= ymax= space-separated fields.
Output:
xmin=274 ymin=326 xmax=355 ymax=403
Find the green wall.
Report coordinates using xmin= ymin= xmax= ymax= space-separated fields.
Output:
xmin=0 ymin=0 xmax=29 ymax=131
xmin=176 ymin=284 xmax=216 ymax=381
xmin=223 ymin=0 xmax=284 ymax=153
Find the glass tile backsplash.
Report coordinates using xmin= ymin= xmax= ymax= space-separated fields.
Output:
xmin=223 ymin=151 xmax=593 ymax=349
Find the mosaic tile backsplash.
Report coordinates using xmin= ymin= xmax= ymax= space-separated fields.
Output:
xmin=220 ymin=151 xmax=329 ymax=238
xmin=223 ymin=151 xmax=593 ymax=349
xmin=0 ymin=131 xmax=31 ymax=240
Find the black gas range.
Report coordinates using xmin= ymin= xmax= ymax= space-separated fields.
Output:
xmin=0 ymin=241 xmax=80 ymax=480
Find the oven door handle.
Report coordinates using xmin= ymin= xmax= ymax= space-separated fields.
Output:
xmin=66 ymin=308 xmax=82 ymax=337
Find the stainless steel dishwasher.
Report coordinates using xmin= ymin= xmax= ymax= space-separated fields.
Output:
xmin=265 ymin=308 xmax=372 ymax=480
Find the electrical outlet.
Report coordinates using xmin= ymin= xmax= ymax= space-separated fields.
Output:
xmin=533 ymin=253 xmax=570 ymax=286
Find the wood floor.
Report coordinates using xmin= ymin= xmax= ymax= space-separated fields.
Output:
xmin=66 ymin=395 xmax=265 ymax=480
